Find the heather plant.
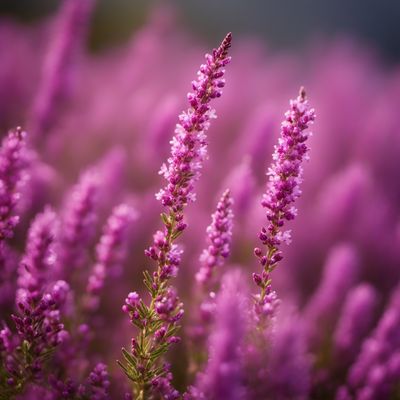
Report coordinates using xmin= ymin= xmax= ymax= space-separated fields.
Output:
xmin=119 ymin=33 xmax=232 ymax=399
xmin=1 ymin=2 xmax=400 ymax=400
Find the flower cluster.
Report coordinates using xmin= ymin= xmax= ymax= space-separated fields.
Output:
xmin=16 ymin=207 xmax=58 ymax=301
xmin=1 ymin=282 xmax=69 ymax=397
xmin=196 ymin=189 xmax=234 ymax=285
xmin=156 ymin=33 xmax=232 ymax=221
xmin=59 ymin=169 xmax=100 ymax=273
xmin=30 ymin=0 xmax=95 ymax=138
xmin=120 ymin=33 xmax=232 ymax=399
xmin=338 ymin=285 xmax=400 ymax=399
xmin=253 ymin=88 xmax=315 ymax=318
xmin=0 ymin=128 xmax=28 ymax=243
xmin=3 ymin=3 xmax=400 ymax=399
xmin=85 ymin=204 xmax=136 ymax=311
xmin=0 ymin=138 xmax=133 ymax=397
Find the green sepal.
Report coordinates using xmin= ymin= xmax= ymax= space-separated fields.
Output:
xmin=150 ymin=343 xmax=169 ymax=360
xmin=117 ymin=360 xmax=137 ymax=382
xmin=171 ymin=230 xmax=183 ymax=240
xmin=161 ymin=213 xmax=171 ymax=226
xmin=143 ymin=270 xmax=156 ymax=297
xmin=122 ymin=348 xmax=138 ymax=369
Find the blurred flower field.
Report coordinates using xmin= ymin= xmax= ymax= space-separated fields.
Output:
xmin=1 ymin=1 xmax=400 ymax=399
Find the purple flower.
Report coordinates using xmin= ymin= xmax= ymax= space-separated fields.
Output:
xmin=263 ymin=313 xmax=311 ymax=400
xmin=30 ymin=0 xmax=95 ymax=138
xmin=119 ymin=33 xmax=233 ymax=399
xmin=253 ymin=88 xmax=315 ymax=318
xmin=86 ymin=363 xmax=111 ymax=400
xmin=0 ymin=127 xmax=28 ymax=243
xmin=344 ymin=284 xmax=400 ymax=397
xmin=85 ymin=204 xmax=136 ymax=311
xmin=333 ymin=283 xmax=379 ymax=365
xmin=155 ymin=32 xmax=232 ymax=222
xmin=196 ymin=189 xmax=234 ymax=285
xmin=222 ymin=157 xmax=255 ymax=219
xmin=304 ymin=243 xmax=360 ymax=348
xmin=0 ymin=245 xmax=18 ymax=309
xmin=151 ymin=363 xmax=180 ymax=400
xmin=188 ymin=271 xmax=247 ymax=400
xmin=3 ymin=281 xmax=69 ymax=393
xmin=17 ymin=206 xmax=59 ymax=301
xmin=58 ymin=168 xmax=100 ymax=273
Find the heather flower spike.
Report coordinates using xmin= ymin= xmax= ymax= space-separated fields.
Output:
xmin=5 ymin=7 xmax=400 ymax=397
xmin=0 ymin=127 xmax=28 ymax=244
xmin=189 ymin=189 xmax=234 ymax=369
xmin=253 ymin=88 xmax=315 ymax=319
xmin=187 ymin=271 xmax=246 ymax=400
xmin=16 ymin=206 xmax=59 ymax=302
xmin=120 ymin=33 xmax=232 ymax=399
xmin=156 ymin=32 xmax=232 ymax=221
xmin=30 ymin=0 xmax=95 ymax=138
xmin=85 ymin=203 xmax=136 ymax=312
xmin=343 ymin=284 xmax=400 ymax=398
xmin=1 ymin=207 xmax=68 ymax=396
xmin=58 ymin=168 xmax=100 ymax=274
xmin=196 ymin=189 xmax=234 ymax=285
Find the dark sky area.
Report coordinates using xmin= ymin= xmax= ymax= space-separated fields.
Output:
xmin=1 ymin=0 xmax=400 ymax=61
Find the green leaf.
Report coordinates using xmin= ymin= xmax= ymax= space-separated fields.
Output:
xmin=21 ymin=340 xmax=30 ymax=354
xmin=150 ymin=343 xmax=169 ymax=360
xmin=143 ymin=271 xmax=155 ymax=296
xmin=117 ymin=360 xmax=137 ymax=382
xmin=166 ymin=325 xmax=180 ymax=338
xmin=122 ymin=348 xmax=138 ymax=368
xmin=171 ymin=230 xmax=183 ymax=240
xmin=161 ymin=213 xmax=170 ymax=226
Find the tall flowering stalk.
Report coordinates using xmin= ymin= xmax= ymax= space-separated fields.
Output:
xmin=16 ymin=207 xmax=59 ymax=302
xmin=187 ymin=271 xmax=247 ymax=400
xmin=0 ymin=127 xmax=28 ymax=243
xmin=253 ymin=88 xmax=315 ymax=319
xmin=189 ymin=189 xmax=234 ymax=371
xmin=0 ymin=206 xmax=69 ymax=397
xmin=196 ymin=189 xmax=234 ymax=285
xmin=84 ymin=203 xmax=136 ymax=312
xmin=58 ymin=169 xmax=100 ymax=274
xmin=119 ymin=33 xmax=232 ymax=399
xmin=30 ymin=0 xmax=95 ymax=138
xmin=340 ymin=284 xmax=400 ymax=399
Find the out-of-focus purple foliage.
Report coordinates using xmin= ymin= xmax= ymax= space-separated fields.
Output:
xmin=1 ymin=2 xmax=400 ymax=399
xmin=187 ymin=270 xmax=247 ymax=400
xmin=196 ymin=189 xmax=234 ymax=285
xmin=0 ymin=128 xmax=28 ymax=243
xmin=29 ymin=0 xmax=95 ymax=139
xmin=333 ymin=284 xmax=379 ymax=367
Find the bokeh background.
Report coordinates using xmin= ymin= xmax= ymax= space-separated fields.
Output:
xmin=2 ymin=0 xmax=400 ymax=60
xmin=2 ymin=1 xmax=400 ymax=398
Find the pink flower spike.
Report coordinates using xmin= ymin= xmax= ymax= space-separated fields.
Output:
xmin=253 ymin=88 xmax=315 ymax=319
xmin=196 ymin=189 xmax=234 ymax=285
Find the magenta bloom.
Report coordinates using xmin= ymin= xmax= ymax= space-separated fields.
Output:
xmin=196 ymin=189 xmax=234 ymax=285
xmin=17 ymin=206 xmax=59 ymax=301
xmin=188 ymin=271 xmax=247 ymax=400
xmin=120 ymin=33 xmax=233 ymax=399
xmin=333 ymin=283 xmax=379 ymax=364
xmin=30 ymin=0 xmax=95 ymax=138
xmin=59 ymin=168 xmax=100 ymax=272
xmin=345 ymin=284 xmax=400 ymax=397
xmin=0 ymin=127 xmax=28 ymax=242
xmin=253 ymin=88 xmax=315 ymax=317
xmin=85 ymin=203 xmax=136 ymax=311
xmin=6 ymin=5 xmax=400 ymax=398
xmin=156 ymin=33 xmax=232 ymax=223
